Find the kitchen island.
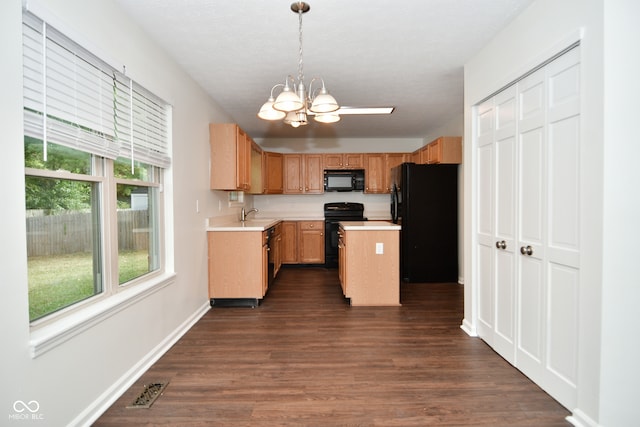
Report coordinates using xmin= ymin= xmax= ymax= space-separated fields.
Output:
xmin=338 ymin=221 xmax=401 ymax=306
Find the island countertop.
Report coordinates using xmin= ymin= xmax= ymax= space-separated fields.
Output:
xmin=339 ymin=220 xmax=401 ymax=231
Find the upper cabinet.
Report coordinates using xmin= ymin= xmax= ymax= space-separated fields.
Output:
xmin=283 ymin=154 xmax=323 ymax=194
xmin=364 ymin=153 xmax=409 ymax=194
xmin=323 ymin=153 xmax=364 ymax=169
xmin=263 ymin=152 xmax=283 ymax=194
xmin=209 ymin=123 xmax=252 ymax=191
xmin=413 ymin=136 xmax=462 ymax=164
xmin=247 ymin=141 xmax=264 ymax=195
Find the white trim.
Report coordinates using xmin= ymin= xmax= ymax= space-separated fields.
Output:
xmin=566 ymin=408 xmax=600 ymax=427
xmin=70 ymin=301 xmax=211 ymax=427
xmin=22 ymin=0 xmax=125 ymax=75
xmin=460 ymin=319 xmax=477 ymax=337
xmin=29 ymin=272 xmax=176 ymax=358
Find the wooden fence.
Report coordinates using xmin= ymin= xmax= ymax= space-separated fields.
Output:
xmin=26 ymin=210 xmax=149 ymax=257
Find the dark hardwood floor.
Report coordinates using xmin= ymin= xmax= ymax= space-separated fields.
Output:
xmin=95 ymin=267 xmax=571 ymax=426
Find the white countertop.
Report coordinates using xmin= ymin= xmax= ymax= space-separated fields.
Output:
xmin=207 ymin=218 xmax=282 ymax=231
xmin=340 ymin=220 xmax=401 ymax=231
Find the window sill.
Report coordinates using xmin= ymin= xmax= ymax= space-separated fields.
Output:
xmin=29 ymin=272 xmax=176 ymax=358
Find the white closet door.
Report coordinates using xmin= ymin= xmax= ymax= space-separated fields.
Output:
xmin=473 ymin=46 xmax=580 ymax=410
xmin=475 ymin=99 xmax=496 ymax=343
xmin=539 ymin=47 xmax=581 ymax=408
xmin=493 ymin=87 xmax=518 ymax=363
xmin=516 ymin=67 xmax=547 ymax=385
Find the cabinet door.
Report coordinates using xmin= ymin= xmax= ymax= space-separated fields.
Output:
xmin=304 ymin=154 xmax=324 ymax=193
xmin=298 ymin=221 xmax=325 ymax=264
xmin=264 ymin=152 xmax=283 ymax=194
xmin=323 ymin=153 xmax=344 ymax=169
xmin=210 ymin=123 xmax=245 ymax=190
xmin=248 ymin=141 xmax=263 ymax=194
xmin=384 ymin=153 xmax=407 ymax=193
xmin=344 ymin=153 xmax=364 ymax=169
xmin=283 ymin=154 xmax=303 ymax=194
xmin=208 ymin=231 xmax=262 ymax=298
xmin=236 ymin=127 xmax=251 ymax=190
xmin=281 ymin=221 xmax=298 ymax=263
xmin=364 ymin=154 xmax=385 ymax=193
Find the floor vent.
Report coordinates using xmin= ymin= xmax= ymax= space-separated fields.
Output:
xmin=127 ymin=382 xmax=168 ymax=409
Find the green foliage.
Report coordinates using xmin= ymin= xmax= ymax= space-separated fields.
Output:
xmin=24 ymin=137 xmax=153 ymax=213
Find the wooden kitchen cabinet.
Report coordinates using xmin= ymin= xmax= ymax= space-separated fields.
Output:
xmin=339 ymin=224 xmax=400 ymax=306
xmin=247 ymin=141 xmax=264 ymax=194
xmin=283 ymin=154 xmax=323 ymax=194
xmin=323 ymin=153 xmax=364 ymax=169
xmin=208 ymin=230 xmax=268 ymax=301
xmin=281 ymin=221 xmax=299 ymax=264
xmin=364 ymin=153 xmax=386 ymax=193
xmin=209 ymin=123 xmax=252 ymax=191
xmin=364 ymin=153 xmax=409 ymax=193
xmin=263 ymin=151 xmax=283 ymax=194
xmin=412 ymin=136 xmax=462 ymax=164
xmin=281 ymin=220 xmax=325 ymax=264
xmin=298 ymin=221 xmax=325 ymax=264
xmin=426 ymin=136 xmax=461 ymax=164
xmin=272 ymin=222 xmax=283 ymax=277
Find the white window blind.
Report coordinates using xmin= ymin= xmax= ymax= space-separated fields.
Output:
xmin=22 ymin=11 xmax=170 ymax=168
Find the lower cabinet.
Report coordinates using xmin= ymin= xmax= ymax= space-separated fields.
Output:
xmin=339 ymin=225 xmax=400 ymax=306
xmin=281 ymin=220 xmax=325 ymax=265
xmin=208 ymin=231 xmax=268 ymax=303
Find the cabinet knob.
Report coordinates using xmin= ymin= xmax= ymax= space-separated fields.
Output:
xmin=520 ymin=245 xmax=533 ymax=256
xmin=496 ymin=240 xmax=506 ymax=249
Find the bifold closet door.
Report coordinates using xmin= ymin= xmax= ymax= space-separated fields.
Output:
xmin=516 ymin=47 xmax=580 ymax=409
xmin=474 ymin=46 xmax=580 ymax=410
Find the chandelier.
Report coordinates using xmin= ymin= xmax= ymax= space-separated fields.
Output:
xmin=257 ymin=2 xmax=340 ymax=127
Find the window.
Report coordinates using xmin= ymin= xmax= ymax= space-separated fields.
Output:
xmin=23 ymin=11 xmax=170 ymax=323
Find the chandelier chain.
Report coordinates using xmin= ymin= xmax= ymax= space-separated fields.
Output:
xmin=297 ymin=7 xmax=304 ymax=85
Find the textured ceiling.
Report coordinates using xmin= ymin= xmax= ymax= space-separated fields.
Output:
xmin=114 ymin=0 xmax=534 ymax=139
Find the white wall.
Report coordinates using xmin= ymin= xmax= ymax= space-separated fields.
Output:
xmin=599 ymin=1 xmax=640 ymax=426
xmin=464 ymin=0 xmax=640 ymax=425
xmin=0 ymin=0 xmax=234 ymax=425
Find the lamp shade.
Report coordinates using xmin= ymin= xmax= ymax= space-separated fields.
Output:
xmin=310 ymin=91 xmax=339 ymax=113
xmin=273 ymin=88 xmax=304 ymax=112
xmin=314 ymin=112 xmax=340 ymax=123
xmin=257 ymin=97 xmax=286 ymax=120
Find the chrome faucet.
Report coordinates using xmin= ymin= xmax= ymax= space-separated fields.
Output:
xmin=240 ymin=207 xmax=258 ymax=222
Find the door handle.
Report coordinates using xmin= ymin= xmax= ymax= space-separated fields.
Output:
xmin=495 ymin=240 xmax=506 ymax=249
xmin=520 ymin=245 xmax=533 ymax=256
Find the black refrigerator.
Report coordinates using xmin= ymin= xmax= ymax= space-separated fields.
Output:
xmin=390 ymin=163 xmax=458 ymax=283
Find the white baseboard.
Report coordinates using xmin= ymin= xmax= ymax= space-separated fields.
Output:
xmin=460 ymin=318 xmax=477 ymax=337
xmin=566 ymin=408 xmax=600 ymax=427
xmin=71 ymin=301 xmax=211 ymax=427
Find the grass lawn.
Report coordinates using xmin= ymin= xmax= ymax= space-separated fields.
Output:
xmin=28 ymin=250 xmax=149 ymax=321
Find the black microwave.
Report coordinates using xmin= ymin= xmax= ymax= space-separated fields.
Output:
xmin=324 ymin=169 xmax=365 ymax=192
